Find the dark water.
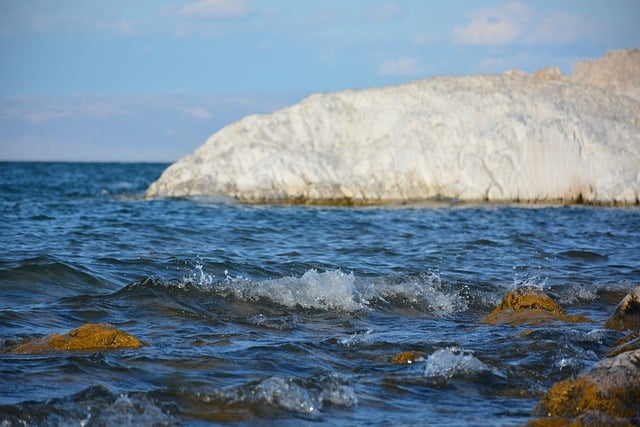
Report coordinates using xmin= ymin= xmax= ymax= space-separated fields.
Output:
xmin=1 ymin=162 xmax=639 ymax=426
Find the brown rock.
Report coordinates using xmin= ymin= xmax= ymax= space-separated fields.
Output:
xmin=605 ymin=287 xmax=640 ymax=331
xmin=533 ymin=350 xmax=640 ymax=421
xmin=607 ymin=332 xmax=640 ymax=357
xmin=482 ymin=287 xmax=591 ymax=326
xmin=9 ymin=323 xmax=144 ymax=354
xmin=390 ymin=351 xmax=425 ymax=364
xmin=529 ymin=411 xmax=635 ymax=427
xmin=533 ymin=67 xmax=563 ymax=81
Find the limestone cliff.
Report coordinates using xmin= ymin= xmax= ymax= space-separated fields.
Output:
xmin=146 ymin=49 xmax=640 ymax=205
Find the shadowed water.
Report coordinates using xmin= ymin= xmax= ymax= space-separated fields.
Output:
xmin=1 ymin=162 xmax=639 ymax=426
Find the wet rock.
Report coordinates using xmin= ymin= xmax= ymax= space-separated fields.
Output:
xmin=482 ymin=287 xmax=591 ymax=326
xmin=533 ymin=350 xmax=640 ymax=423
xmin=9 ymin=323 xmax=144 ymax=354
xmin=528 ymin=410 xmax=635 ymax=426
xmin=606 ymin=331 xmax=640 ymax=357
xmin=390 ymin=351 xmax=425 ymax=364
xmin=605 ymin=287 xmax=640 ymax=331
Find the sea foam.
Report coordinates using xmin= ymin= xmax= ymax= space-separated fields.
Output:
xmin=185 ymin=266 xmax=467 ymax=315
xmin=423 ymin=347 xmax=503 ymax=379
xmin=147 ymin=50 xmax=640 ymax=205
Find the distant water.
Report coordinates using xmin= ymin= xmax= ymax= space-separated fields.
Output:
xmin=1 ymin=162 xmax=639 ymax=426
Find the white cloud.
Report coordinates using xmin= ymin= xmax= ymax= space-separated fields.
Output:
xmin=452 ymin=1 xmax=533 ymax=45
xmin=0 ymin=96 xmax=130 ymax=123
xmin=97 ymin=20 xmax=137 ymax=36
xmin=0 ymin=93 xmax=298 ymax=162
xmin=172 ymin=0 xmax=253 ymax=19
xmin=525 ymin=12 xmax=590 ymax=44
xmin=182 ymin=107 xmax=213 ymax=120
xmin=369 ymin=2 xmax=406 ymax=22
xmin=378 ymin=56 xmax=423 ymax=76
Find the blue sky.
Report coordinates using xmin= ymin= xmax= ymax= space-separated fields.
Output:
xmin=1 ymin=0 xmax=638 ymax=162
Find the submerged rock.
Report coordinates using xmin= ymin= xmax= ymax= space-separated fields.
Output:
xmin=390 ymin=351 xmax=426 ymax=364
xmin=9 ymin=323 xmax=144 ymax=354
xmin=146 ymin=49 xmax=640 ymax=205
xmin=482 ymin=287 xmax=591 ymax=326
xmin=533 ymin=350 xmax=640 ymax=423
xmin=605 ymin=287 xmax=640 ymax=331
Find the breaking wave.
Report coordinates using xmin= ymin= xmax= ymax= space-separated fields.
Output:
xmin=0 ymin=385 xmax=177 ymax=427
xmin=423 ymin=347 xmax=504 ymax=380
xmin=181 ymin=373 xmax=357 ymax=419
xmin=180 ymin=264 xmax=470 ymax=316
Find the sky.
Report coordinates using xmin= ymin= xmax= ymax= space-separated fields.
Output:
xmin=1 ymin=0 xmax=638 ymax=162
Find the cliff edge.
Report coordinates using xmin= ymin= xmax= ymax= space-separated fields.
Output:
xmin=146 ymin=49 xmax=640 ymax=205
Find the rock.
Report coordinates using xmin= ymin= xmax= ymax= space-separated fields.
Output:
xmin=532 ymin=67 xmax=563 ymax=81
xmin=146 ymin=49 xmax=640 ymax=205
xmin=9 ymin=323 xmax=144 ymax=354
xmin=568 ymin=49 xmax=640 ymax=102
xmin=529 ymin=410 xmax=635 ymax=426
xmin=605 ymin=287 xmax=640 ymax=331
xmin=533 ymin=350 xmax=640 ymax=422
xmin=482 ymin=287 xmax=591 ymax=326
xmin=391 ymin=351 xmax=426 ymax=364
xmin=607 ymin=332 xmax=640 ymax=357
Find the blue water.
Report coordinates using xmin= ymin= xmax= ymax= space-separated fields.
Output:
xmin=1 ymin=162 xmax=639 ymax=426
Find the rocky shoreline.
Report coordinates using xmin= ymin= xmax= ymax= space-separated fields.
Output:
xmin=6 ymin=287 xmax=640 ymax=425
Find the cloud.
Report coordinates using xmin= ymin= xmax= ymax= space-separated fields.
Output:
xmin=170 ymin=0 xmax=253 ymax=19
xmin=96 ymin=19 xmax=137 ymax=36
xmin=452 ymin=1 xmax=533 ymax=45
xmin=369 ymin=2 xmax=406 ymax=22
xmin=181 ymin=107 xmax=213 ymax=120
xmin=0 ymin=96 xmax=131 ymax=124
xmin=378 ymin=56 xmax=423 ymax=76
xmin=0 ymin=93 xmax=298 ymax=162
xmin=525 ymin=12 xmax=591 ymax=44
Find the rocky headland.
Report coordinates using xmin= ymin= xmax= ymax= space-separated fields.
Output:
xmin=146 ymin=49 xmax=640 ymax=205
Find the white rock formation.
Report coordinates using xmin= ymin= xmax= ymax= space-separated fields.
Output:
xmin=146 ymin=49 xmax=640 ymax=205
xmin=568 ymin=49 xmax=640 ymax=102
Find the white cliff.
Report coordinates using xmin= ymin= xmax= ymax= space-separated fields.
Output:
xmin=146 ymin=49 xmax=640 ymax=205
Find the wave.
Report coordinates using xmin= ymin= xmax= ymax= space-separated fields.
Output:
xmin=0 ymin=385 xmax=177 ymax=426
xmin=0 ymin=256 xmax=113 ymax=306
xmin=181 ymin=265 xmax=470 ymax=316
xmin=107 ymin=265 xmax=635 ymax=323
xmin=181 ymin=373 xmax=356 ymax=420
xmin=423 ymin=347 xmax=504 ymax=381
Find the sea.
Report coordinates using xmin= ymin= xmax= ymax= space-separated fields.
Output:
xmin=1 ymin=161 xmax=639 ymax=426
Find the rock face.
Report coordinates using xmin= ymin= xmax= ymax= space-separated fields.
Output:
xmin=568 ymin=49 xmax=640 ymax=102
xmin=146 ymin=49 xmax=640 ymax=205
xmin=605 ymin=287 xmax=640 ymax=331
xmin=533 ymin=350 xmax=640 ymax=421
xmin=9 ymin=323 xmax=144 ymax=354
xmin=481 ymin=287 xmax=591 ymax=326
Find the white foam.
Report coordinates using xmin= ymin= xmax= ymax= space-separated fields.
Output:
xmin=204 ymin=375 xmax=357 ymax=415
xmin=183 ymin=266 xmax=469 ymax=315
xmin=424 ymin=347 xmax=503 ymax=379
xmin=199 ymin=269 xmax=367 ymax=312
xmin=147 ymin=50 xmax=640 ymax=205
xmin=253 ymin=376 xmax=319 ymax=414
xmin=374 ymin=274 xmax=468 ymax=316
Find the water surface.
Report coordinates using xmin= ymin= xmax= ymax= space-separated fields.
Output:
xmin=1 ymin=162 xmax=638 ymax=425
